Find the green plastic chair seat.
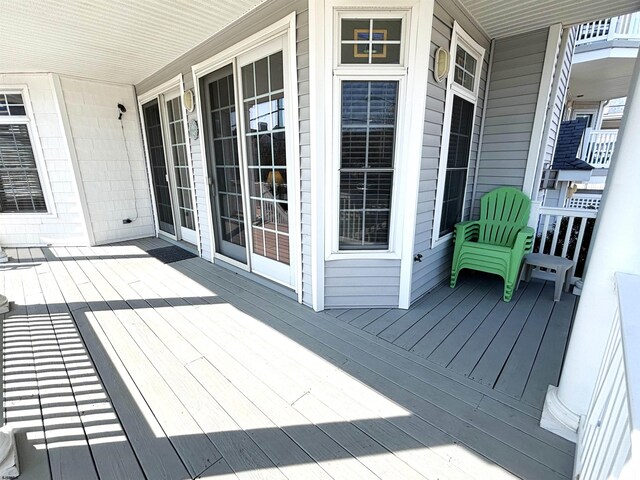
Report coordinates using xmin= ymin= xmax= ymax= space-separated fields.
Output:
xmin=450 ymin=187 xmax=534 ymax=302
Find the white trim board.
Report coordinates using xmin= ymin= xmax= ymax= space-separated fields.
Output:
xmin=522 ymin=23 xmax=563 ymax=198
xmin=50 ymin=73 xmax=94 ymax=246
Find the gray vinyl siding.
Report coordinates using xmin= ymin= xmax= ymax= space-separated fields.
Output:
xmin=474 ymin=28 xmax=549 ymax=211
xmin=409 ymin=1 xmax=490 ymax=304
xmin=135 ymin=0 xmax=311 ymax=303
xmin=324 ymin=259 xmax=402 ymax=308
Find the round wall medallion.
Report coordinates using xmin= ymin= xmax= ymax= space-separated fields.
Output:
xmin=188 ymin=118 xmax=199 ymax=140
xmin=183 ymin=89 xmax=195 ymax=113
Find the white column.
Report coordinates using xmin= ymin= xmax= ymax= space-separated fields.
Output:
xmin=541 ymin=50 xmax=640 ymax=441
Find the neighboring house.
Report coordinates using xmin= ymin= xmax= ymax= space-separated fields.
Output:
xmin=1 ymin=0 xmax=640 ymax=479
xmin=547 ymin=12 xmax=640 ymax=209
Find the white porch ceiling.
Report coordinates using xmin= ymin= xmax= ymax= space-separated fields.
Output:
xmin=459 ymin=0 xmax=640 ymax=38
xmin=0 ymin=0 xmax=268 ymax=85
xmin=1 ymin=0 xmax=640 ymax=84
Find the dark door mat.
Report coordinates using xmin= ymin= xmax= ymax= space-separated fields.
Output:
xmin=146 ymin=246 xmax=197 ymax=264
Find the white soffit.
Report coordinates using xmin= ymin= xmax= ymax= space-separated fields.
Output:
xmin=0 ymin=0 xmax=268 ymax=85
xmin=459 ymin=0 xmax=640 ymax=38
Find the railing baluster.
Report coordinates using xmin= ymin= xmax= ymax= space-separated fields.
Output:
xmin=539 ymin=214 xmax=551 ymax=254
xmin=550 ymin=215 xmax=562 ymax=255
xmin=561 ymin=217 xmax=575 ymax=258
xmin=574 ymin=217 xmax=588 ymax=266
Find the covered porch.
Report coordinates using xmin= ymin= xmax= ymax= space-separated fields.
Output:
xmin=1 ymin=238 xmax=574 ymax=479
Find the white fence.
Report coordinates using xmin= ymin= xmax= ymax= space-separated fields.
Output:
xmin=576 ymin=13 xmax=640 ymax=44
xmin=531 ymin=205 xmax=598 ymax=283
xmin=583 ymin=130 xmax=618 ymax=168
xmin=566 ymin=193 xmax=602 ymax=210
xmin=574 ymin=273 xmax=640 ymax=480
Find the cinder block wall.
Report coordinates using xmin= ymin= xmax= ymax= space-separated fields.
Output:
xmin=59 ymin=76 xmax=154 ymax=245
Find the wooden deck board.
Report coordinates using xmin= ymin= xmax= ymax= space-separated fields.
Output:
xmin=1 ymin=239 xmax=575 ymax=480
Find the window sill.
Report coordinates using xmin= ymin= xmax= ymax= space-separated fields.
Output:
xmin=326 ymin=250 xmax=401 ymax=261
xmin=431 ymin=232 xmax=453 ymax=249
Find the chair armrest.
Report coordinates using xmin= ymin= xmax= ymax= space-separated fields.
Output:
xmin=514 ymin=226 xmax=535 ymax=254
xmin=453 ymin=221 xmax=480 ymax=243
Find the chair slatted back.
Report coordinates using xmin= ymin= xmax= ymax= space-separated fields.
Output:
xmin=478 ymin=187 xmax=531 ymax=247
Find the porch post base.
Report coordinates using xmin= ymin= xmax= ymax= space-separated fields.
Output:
xmin=0 ymin=427 xmax=19 ymax=478
xmin=540 ymin=385 xmax=579 ymax=442
xmin=0 ymin=295 xmax=9 ymax=315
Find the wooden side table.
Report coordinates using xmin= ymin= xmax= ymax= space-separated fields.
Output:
xmin=519 ymin=253 xmax=575 ymax=302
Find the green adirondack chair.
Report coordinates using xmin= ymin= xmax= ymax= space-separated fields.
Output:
xmin=450 ymin=187 xmax=534 ymax=302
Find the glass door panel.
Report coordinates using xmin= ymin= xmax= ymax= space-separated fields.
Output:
xmin=203 ymin=65 xmax=247 ymax=263
xmin=142 ymin=100 xmax=175 ymax=236
xmin=165 ymin=95 xmax=197 ymax=245
xmin=240 ymin=49 xmax=292 ymax=284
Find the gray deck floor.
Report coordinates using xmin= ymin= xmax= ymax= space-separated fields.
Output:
xmin=328 ymin=271 xmax=577 ymax=411
xmin=1 ymin=238 xmax=574 ymax=480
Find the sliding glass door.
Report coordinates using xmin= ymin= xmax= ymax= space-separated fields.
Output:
xmin=202 ymin=36 xmax=295 ymax=287
xmin=142 ymin=89 xmax=197 ymax=246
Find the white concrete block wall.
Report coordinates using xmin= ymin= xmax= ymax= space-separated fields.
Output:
xmin=0 ymin=73 xmax=89 ymax=246
xmin=59 ymin=76 xmax=154 ymax=245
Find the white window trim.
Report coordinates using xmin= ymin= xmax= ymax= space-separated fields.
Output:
xmin=431 ymin=22 xmax=485 ymax=247
xmin=0 ymin=85 xmax=56 ymax=218
xmin=326 ymin=5 xmax=414 ymax=261
xmin=137 ymin=74 xmax=202 ymax=256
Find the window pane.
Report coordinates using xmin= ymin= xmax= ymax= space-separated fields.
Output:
xmin=341 ymin=44 xmax=369 ymax=64
xmin=447 ymin=96 xmax=474 ymax=168
xmin=0 ymin=124 xmax=46 ymax=213
xmin=439 ymin=95 xmax=474 ymax=236
xmin=372 ymin=19 xmax=402 ymax=41
xmin=371 ymin=44 xmax=401 ymax=64
xmin=342 ymin=19 xmax=371 ymax=41
xmin=341 ymin=81 xmax=397 ymax=169
xmin=440 ymin=169 xmax=467 ymax=236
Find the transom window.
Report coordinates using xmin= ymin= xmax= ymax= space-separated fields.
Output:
xmin=453 ymin=46 xmax=477 ymax=92
xmin=340 ymin=18 xmax=403 ymax=65
xmin=0 ymin=91 xmax=47 ymax=213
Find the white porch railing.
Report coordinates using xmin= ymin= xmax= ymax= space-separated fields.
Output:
xmin=566 ymin=193 xmax=602 ymax=210
xmin=531 ymin=205 xmax=598 ymax=284
xmin=573 ymin=273 xmax=640 ymax=480
xmin=583 ymin=130 xmax=618 ymax=168
xmin=576 ymin=13 xmax=640 ymax=45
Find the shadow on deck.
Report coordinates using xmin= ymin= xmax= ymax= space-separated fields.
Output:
xmin=328 ymin=271 xmax=577 ymax=411
xmin=1 ymin=238 xmax=575 ymax=480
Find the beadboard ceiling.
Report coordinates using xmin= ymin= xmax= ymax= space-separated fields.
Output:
xmin=1 ymin=0 xmax=638 ymax=84
xmin=459 ymin=0 xmax=640 ymax=38
xmin=0 ymin=0 xmax=268 ymax=84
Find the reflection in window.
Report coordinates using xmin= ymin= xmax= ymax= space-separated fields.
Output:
xmin=339 ymin=81 xmax=398 ymax=250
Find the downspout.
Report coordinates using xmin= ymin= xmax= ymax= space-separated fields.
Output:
xmin=470 ymin=38 xmax=495 ymax=217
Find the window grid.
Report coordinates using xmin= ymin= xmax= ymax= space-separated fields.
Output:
xmin=209 ymin=72 xmax=246 ymax=247
xmin=242 ymin=52 xmax=290 ymax=265
xmin=340 ymin=18 xmax=403 ymax=65
xmin=166 ymin=97 xmax=195 ymax=231
xmin=0 ymin=93 xmax=26 ymax=116
xmin=453 ymin=46 xmax=477 ymax=92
